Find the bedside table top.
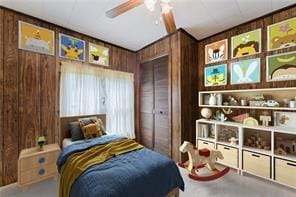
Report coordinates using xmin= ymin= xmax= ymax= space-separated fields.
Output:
xmin=19 ymin=143 xmax=61 ymax=159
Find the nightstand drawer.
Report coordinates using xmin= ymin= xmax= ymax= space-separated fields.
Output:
xmin=19 ymin=151 xmax=60 ymax=172
xmin=243 ymin=151 xmax=271 ymax=179
xmin=197 ymin=140 xmax=215 ymax=150
xmin=216 ymin=145 xmax=238 ymax=168
xmin=19 ymin=164 xmax=57 ymax=184
xmin=275 ymin=158 xmax=296 ymax=188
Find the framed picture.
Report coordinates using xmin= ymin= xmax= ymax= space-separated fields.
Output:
xmin=205 ymin=39 xmax=228 ymax=64
xmin=274 ymin=111 xmax=296 ymax=129
xmin=231 ymin=29 xmax=261 ymax=59
xmin=59 ymin=33 xmax=85 ymax=61
xmin=204 ymin=64 xmax=227 ymax=87
xmin=89 ymin=43 xmax=109 ymax=66
xmin=267 ymin=17 xmax=296 ymax=51
xmin=18 ymin=21 xmax=55 ymax=55
xmin=231 ymin=58 xmax=260 ymax=85
xmin=266 ymin=51 xmax=296 ymax=82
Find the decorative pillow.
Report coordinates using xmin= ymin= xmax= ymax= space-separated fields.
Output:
xmin=78 ymin=117 xmax=105 ymax=139
xmin=69 ymin=122 xmax=84 ymax=141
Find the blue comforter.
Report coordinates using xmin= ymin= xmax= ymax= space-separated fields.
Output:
xmin=57 ymin=134 xmax=184 ymax=197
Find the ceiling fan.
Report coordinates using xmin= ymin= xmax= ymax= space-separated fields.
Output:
xmin=106 ymin=0 xmax=176 ymax=34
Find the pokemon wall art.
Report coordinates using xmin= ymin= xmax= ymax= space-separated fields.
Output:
xmin=267 ymin=17 xmax=296 ymax=51
xmin=59 ymin=33 xmax=85 ymax=61
xmin=89 ymin=43 xmax=109 ymax=66
xmin=18 ymin=21 xmax=55 ymax=55
xmin=267 ymin=52 xmax=296 ymax=82
xmin=204 ymin=64 xmax=227 ymax=87
xmin=205 ymin=39 xmax=228 ymax=64
xmin=231 ymin=29 xmax=261 ymax=59
xmin=231 ymin=58 xmax=260 ymax=85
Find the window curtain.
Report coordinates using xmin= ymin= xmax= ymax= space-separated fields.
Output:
xmin=60 ymin=62 xmax=135 ymax=138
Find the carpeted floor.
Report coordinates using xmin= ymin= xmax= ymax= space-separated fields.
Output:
xmin=0 ymin=167 xmax=295 ymax=197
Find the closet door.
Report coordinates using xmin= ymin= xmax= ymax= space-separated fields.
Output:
xmin=153 ymin=56 xmax=170 ymax=157
xmin=140 ymin=61 xmax=154 ymax=149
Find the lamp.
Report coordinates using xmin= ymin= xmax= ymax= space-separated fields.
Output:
xmin=160 ymin=0 xmax=172 ymax=14
xmin=144 ymin=0 xmax=157 ymax=12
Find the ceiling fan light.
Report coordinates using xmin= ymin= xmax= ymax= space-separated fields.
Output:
xmin=144 ymin=0 xmax=157 ymax=12
xmin=161 ymin=3 xmax=172 ymax=14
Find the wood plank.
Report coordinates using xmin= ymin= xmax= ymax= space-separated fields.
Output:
xmin=3 ymin=9 xmax=19 ymax=185
xmin=0 ymin=7 xmax=4 ymax=186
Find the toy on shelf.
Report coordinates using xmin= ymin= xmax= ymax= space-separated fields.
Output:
xmin=229 ymin=137 xmax=239 ymax=145
xmin=263 ymin=100 xmax=279 ymax=107
xmin=201 ymin=108 xmax=212 ymax=119
xmin=232 ymin=113 xmax=249 ymax=123
xmin=222 ymin=108 xmax=233 ymax=115
xmin=260 ymin=111 xmax=271 ymax=127
xmin=243 ymin=117 xmax=259 ymax=126
xmin=249 ymin=94 xmax=265 ymax=107
xmin=218 ymin=127 xmax=238 ymax=143
xmin=275 ymin=137 xmax=296 ymax=156
xmin=178 ymin=141 xmax=230 ymax=181
xmin=228 ymin=96 xmax=239 ymax=106
xmin=214 ymin=110 xmax=227 ymax=122
xmin=209 ymin=93 xmax=217 ymax=106
xmin=245 ymin=134 xmax=270 ymax=150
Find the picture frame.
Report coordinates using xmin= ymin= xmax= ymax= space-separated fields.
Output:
xmin=59 ymin=33 xmax=85 ymax=62
xmin=274 ymin=111 xmax=296 ymax=129
xmin=266 ymin=51 xmax=296 ymax=82
xmin=204 ymin=64 xmax=227 ymax=87
xmin=205 ymin=39 xmax=228 ymax=64
xmin=89 ymin=43 xmax=109 ymax=66
xmin=18 ymin=21 xmax=55 ymax=56
xmin=230 ymin=58 xmax=260 ymax=85
xmin=267 ymin=17 xmax=296 ymax=51
xmin=231 ymin=29 xmax=261 ymax=59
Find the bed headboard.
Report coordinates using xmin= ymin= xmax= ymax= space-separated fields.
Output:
xmin=59 ymin=114 xmax=106 ymax=146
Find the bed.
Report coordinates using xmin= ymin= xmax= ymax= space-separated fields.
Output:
xmin=58 ymin=114 xmax=184 ymax=197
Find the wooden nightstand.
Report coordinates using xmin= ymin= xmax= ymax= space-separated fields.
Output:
xmin=18 ymin=143 xmax=61 ymax=191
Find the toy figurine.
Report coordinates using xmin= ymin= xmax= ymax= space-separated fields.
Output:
xmin=260 ymin=111 xmax=271 ymax=127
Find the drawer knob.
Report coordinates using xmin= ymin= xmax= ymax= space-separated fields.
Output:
xmin=38 ymin=168 xmax=45 ymax=175
xmin=38 ymin=157 xmax=46 ymax=163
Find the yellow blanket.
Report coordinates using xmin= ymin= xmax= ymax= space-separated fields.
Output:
xmin=59 ymin=138 xmax=143 ymax=197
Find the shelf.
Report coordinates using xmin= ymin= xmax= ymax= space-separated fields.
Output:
xmin=243 ymin=147 xmax=271 ymax=156
xmin=199 ymin=87 xmax=296 ymax=94
xmin=196 ymin=137 xmax=215 ymax=142
xmin=199 ymin=104 xmax=296 ymax=111
xmin=274 ymin=154 xmax=296 ymax=162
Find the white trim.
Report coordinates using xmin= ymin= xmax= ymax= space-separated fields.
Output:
xmin=205 ymin=39 xmax=228 ymax=64
xmin=204 ymin=64 xmax=228 ymax=87
xmin=267 ymin=17 xmax=296 ymax=51
xmin=18 ymin=20 xmax=55 ymax=56
xmin=59 ymin=33 xmax=86 ymax=62
xmin=230 ymin=58 xmax=261 ymax=85
xmin=266 ymin=51 xmax=296 ymax=82
xmin=231 ymin=28 xmax=262 ymax=59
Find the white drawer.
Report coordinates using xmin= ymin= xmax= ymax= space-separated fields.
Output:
xmin=216 ymin=144 xmax=238 ymax=168
xmin=275 ymin=158 xmax=296 ymax=188
xmin=197 ymin=140 xmax=215 ymax=150
xmin=243 ymin=151 xmax=271 ymax=179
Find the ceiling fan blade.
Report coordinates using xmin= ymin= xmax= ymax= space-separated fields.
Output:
xmin=162 ymin=10 xmax=177 ymax=34
xmin=106 ymin=0 xmax=144 ymax=18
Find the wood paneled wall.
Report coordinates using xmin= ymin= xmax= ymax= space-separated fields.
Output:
xmin=136 ymin=30 xmax=198 ymax=162
xmin=0 ymin=7 xmax=137 ymax=186
xmin=198 ymin=6 xmax=296 ymax=92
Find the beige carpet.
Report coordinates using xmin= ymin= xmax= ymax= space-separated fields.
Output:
xmin=1 ymin=167 xmax=295 ymax=197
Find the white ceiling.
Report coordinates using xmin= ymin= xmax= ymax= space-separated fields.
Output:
xmin=0 ymin=0 xmax=295 ymax=50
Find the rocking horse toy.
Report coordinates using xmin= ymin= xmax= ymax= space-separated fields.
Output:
xmin=178 ymin=141 xmax=230 ymax=181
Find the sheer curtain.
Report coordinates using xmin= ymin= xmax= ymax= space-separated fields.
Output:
xmin=105 ymin=71 xmax=135 ymax=139
xmin=60 ymin=62 xmax=135 ymax=138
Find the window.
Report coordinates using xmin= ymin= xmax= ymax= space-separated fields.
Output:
xmin=60 ymin=62 xmax=135 ymax=138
